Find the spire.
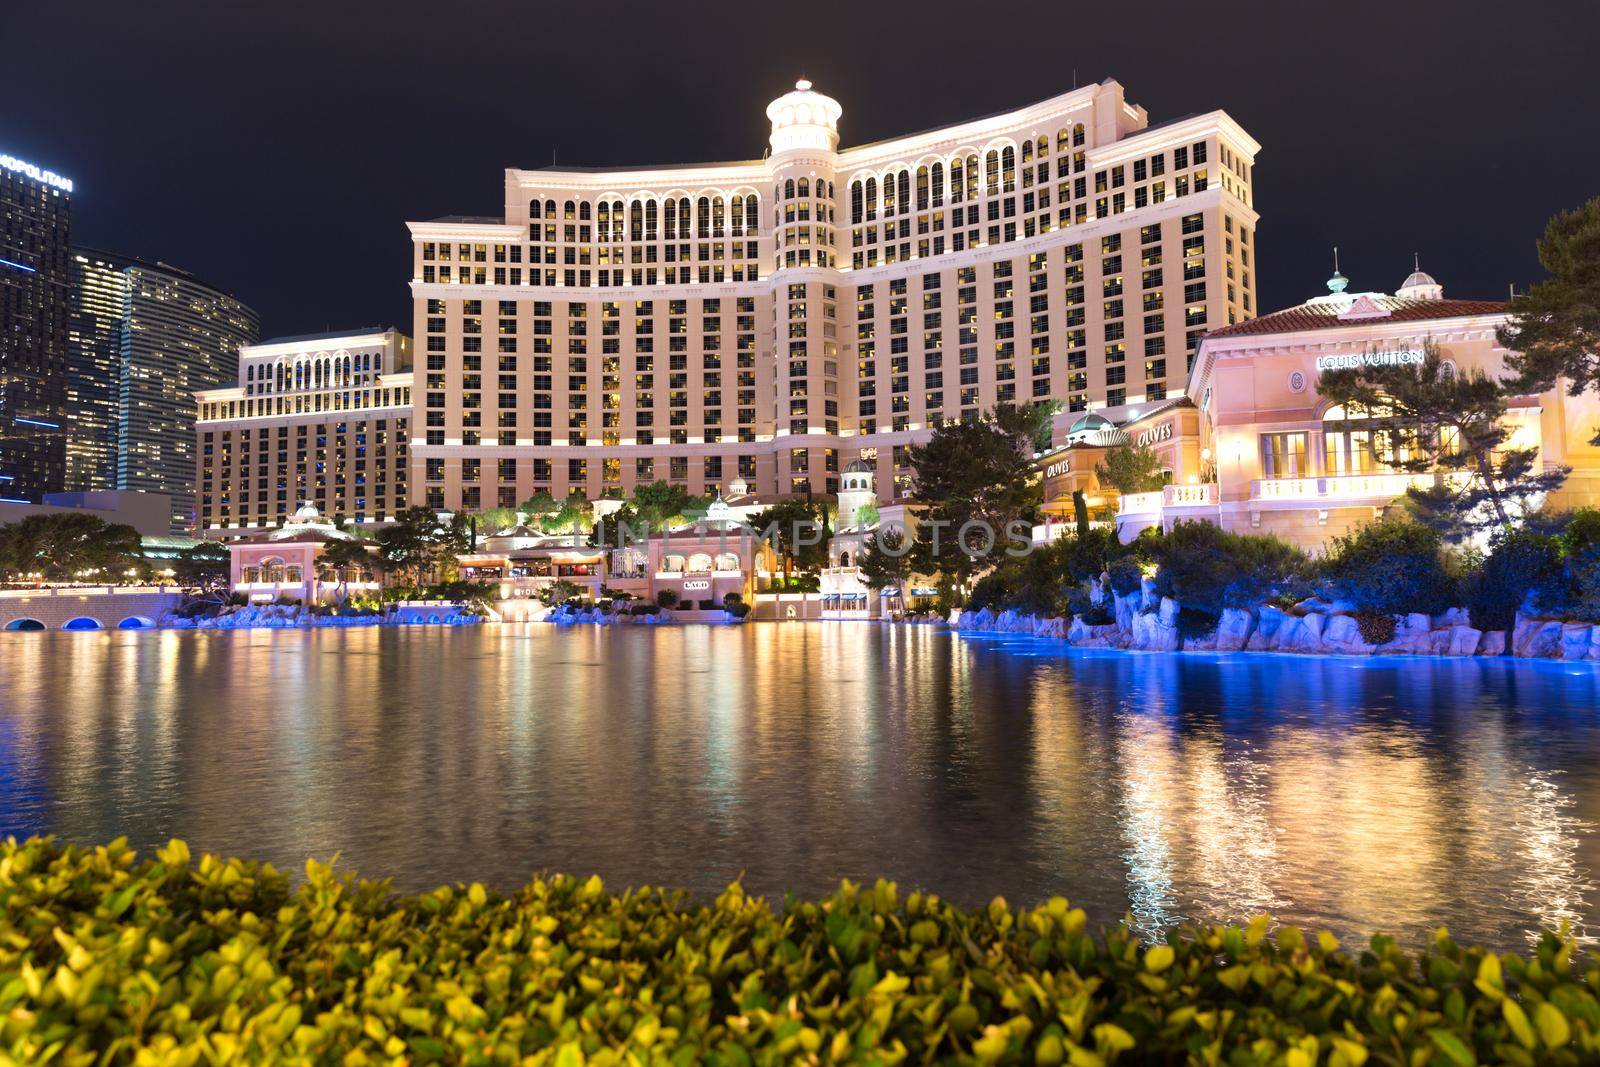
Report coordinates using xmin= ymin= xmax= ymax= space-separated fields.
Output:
xmin=1326 ymin=246 xmax=1349 ymax=294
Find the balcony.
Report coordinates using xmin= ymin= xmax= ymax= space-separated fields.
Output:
xmin=1116 ymin=483 xmax=1219 ymax=518
xmin=1249 ymin=471 xmax=1471 ymax=503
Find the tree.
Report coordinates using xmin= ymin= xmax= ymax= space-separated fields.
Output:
xmin=907 ymin=405 xmax=1043 ymax=583
xmin=857 ymin=526 xmax=913 ymax=608
xmin=472 ymin=507 xmax=520 ymax=535
xmin=1094 ymin=443 xmax=1167 ymax=495
xmin=539 ymin=578 xmax=582 ymax=607
xmin=750 ymin=499 xmax=830 ymax=586
xmin=314 ymin=538 xmax=375 ymax=607
xmin=374 ymin=507 xmax=437 ymax=588
xmin=1317 ymin=343 xmax=1568 ymax=541
xmin=0 ymin=513 xmax=141 ymax=583
xmin=542 ymin=492 xmax=593 ymax=537
xmin=1499 ymin=196 xmax=1600 ymax=444
xmin=519 ymin=490 xmax=560 ymax=524
xmin=170 ymin=541 xmax=231 ymax=595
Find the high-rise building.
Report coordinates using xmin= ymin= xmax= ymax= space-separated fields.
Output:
xmin=195 ymin=329 xmax=413 ymax=531
xmin=65 ymin=248 xmax=132 ymax=490
xmin=115 ymin=259 xmax=258 ymax=530
xmin=0 ymin=151 xmax=74 ymax=502
xmin=406 ymin=79 xmax=1259 ymax=512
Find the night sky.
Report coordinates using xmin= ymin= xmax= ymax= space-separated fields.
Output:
xmin=6 ymin=1 xmax=1596 ymax=340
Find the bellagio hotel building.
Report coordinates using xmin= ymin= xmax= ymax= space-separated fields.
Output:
xmin=408 ymin=78 xmax=1258 ymax=512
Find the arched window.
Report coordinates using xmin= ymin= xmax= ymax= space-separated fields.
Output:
xmin=964 ymin=154 xmax=979 ymax=199
xmin=950 ymin=157 xmax=964 ymax=203
xmin=745 ymin=195 xmax=758 ymax=234
xmin=930 ymin=162 xmax=944 ymax=206
xmin=1036 ymin=135 xmax=1048 ymax=157
xmin=864 ymin=177 xmax=877 ymax=220
xmin=916 ymin=166 xmax=929 ymax=210
xmin=730 ymin=195 xmax=744 ymax=236
xmin=1323 ymin=400 xmax=1408 ymax=476
xmin=797 ymin=177 xmax=809 ymax=198
xmin=784 ymin=178 xmax=795 ymax=200
xmin=664 ymin=198 xmax=677 ymax=239
xmin=1021 ymin=140 xmax=1033 ymax=163
xmin=563 ymin=199 xmax=576 ymax=220
xmin=897 ymin=171 xmax=910 ymax=212
xmin=645 ymin=199 xmax=658 ymax=239
xmin=630 ymin=200 xmax=644 ymax=241
xmin=1057 ymin=127 xmax=1071 ymax=152
xmin=1001 ymin=146 xmax=1016 ymax=192
xmin=985 ymin=150 xmax=1000 ymax=196
xmin=1073 ymin=123 xmax=1086 ymax=147
xmin=851 ymin=180 xmax=863 ymax=224
xmin=711 ymin=196 xmax=725 ymax=238
xmin=696 ymin=196 xmax=710 ymax=238
xmin=578 ymin=201 xmax=591 ymax=221
xmin=881 ymin=171 xmax=896 ymax=215
xmin=530 ymin=199 xmax=542 ymax=218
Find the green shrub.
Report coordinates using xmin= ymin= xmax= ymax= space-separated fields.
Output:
xmin=1467 ymin=531 xmax=1564 ymax=631
xmin=1176 ymin=607 xmax=1218 ymax=640
xmin=1150 ymin=521 xmax=1311 ymax=615
xmin=1107 ymin=558 xmax=1143 ymax=598
xmin=655 ymin=589 xmax=679 ymax=609
xmin=3 ymin=838 xmax=1599 ymax=1066
xmin=1353 ymin=610 xmax=1398 ymax=645
xmin=1557 ymin=508 xmax=1600 ymax=557
xmin=1320 ymin=519 xmax=1457 ymax=615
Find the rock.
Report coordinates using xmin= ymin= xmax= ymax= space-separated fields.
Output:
xmin=1113 ymin=593 xmax=1136 ymax=634
xmin=1512 ymin=615 xmax=1563 ymax=658
xmin=1277 ymin=613 xmax=1324 ymax=653
xmin=1158 ymin=597 xmax=1180 ymax=628
xmin=1376 ymin=614 xmax=1432 ymax=655
xmin=1131 ymin=609 xmax=1179 ymax=652
xmin=1322 ymin=614 xmax=1376 ymax=655
xmin=1432 ymin=607 xmax=1471 ymax=628
xmin=1247 ymin=606 xmax=1293 ymax=651
xmin=1033 ymin=616 xmax=1068 ymax=639
xmin=1446 ymin=625 xmax=1482 ymax=657
xmin=1140 ymin=576 xmax=1159 ymax=611
xmin=1560 ymin=623 xmax=1594 ymax=661
xmin=1067 ymin=616 xmax=1092 ymax=644
xmin=1477 ymin=630 xmax=1507 ymax=656
xmin=1183 ymin=631 xmax=1219 ymax=652
xmin=1215 ymin=607 xmax=1256 ymax=652
xmin=1591 ymin=628 xmax=1600 ymax=661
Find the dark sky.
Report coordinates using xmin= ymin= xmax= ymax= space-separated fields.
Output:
xmin=5 ymin=0 xmax=1597 ymax=339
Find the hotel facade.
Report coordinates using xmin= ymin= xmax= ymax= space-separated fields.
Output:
xmin=408 ymin=79 xmax=1260 ymax=513
xmin=1035 ymin=266 xmax=1600 ymax=551
xmin=195 ymin=328 xmax=413 ymax=531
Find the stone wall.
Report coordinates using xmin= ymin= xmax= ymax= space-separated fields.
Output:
xmin=952 ymin=579 xmax=1600 ymax=661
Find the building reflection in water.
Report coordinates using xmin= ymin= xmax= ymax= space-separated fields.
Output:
xmin=0 ymin=626 xmax=1596 ymax=951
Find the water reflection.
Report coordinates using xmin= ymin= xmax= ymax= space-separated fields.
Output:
xmin=1 ymin=626 xmax=1597 ymax=950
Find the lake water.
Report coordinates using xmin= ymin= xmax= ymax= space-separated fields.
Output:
xmin=2 ymin=623 xmax=1598 ymax=950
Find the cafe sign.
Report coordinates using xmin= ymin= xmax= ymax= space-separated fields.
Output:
xmin=1044 ymin=458 xmax=1072 ymax=478
xmin=1135 ymin=422 xmax=1173 ymax=448
xmin=682 ymin=579 xmax=711 ymax=591
xmin=1314 ymin=348 xmax=1424 ymax=372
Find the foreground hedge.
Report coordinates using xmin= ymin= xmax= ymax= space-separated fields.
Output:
xmin=2 ymin=839 xmax=1598 ymax=1065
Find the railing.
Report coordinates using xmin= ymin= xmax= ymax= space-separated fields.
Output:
xmin=1162 ymin=482 xmax=1218 ymax=507
xmin=1117 ymin=490 xmax=1164 ymax=516
xmin=0 ymin=585 xmax=180 ymax=599
xmin=1250 ymin=471 xmax=1472 ymax=502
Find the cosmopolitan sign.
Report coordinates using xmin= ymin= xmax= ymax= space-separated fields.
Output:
xmin=0 ymin=154 xmax=74 ymax=193
xmin=1314 ymin=349 xmax=1424 ymax=372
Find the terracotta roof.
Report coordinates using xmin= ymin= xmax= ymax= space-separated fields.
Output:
xmin=1205 ymin=296 xmax=1506 ymax=340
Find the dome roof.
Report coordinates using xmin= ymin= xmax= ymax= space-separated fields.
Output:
xmin=843 ymin=458 xmax=874 ymax=474
xmin=766 ymin=79 xmax=842 ymax=154
xmin=1400 ymin=269 xmax=1437 ymax=290
xmin=1068 ymin=412 xmax=1114 ymax=434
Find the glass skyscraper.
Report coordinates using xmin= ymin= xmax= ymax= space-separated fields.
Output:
xmin=0 ymin=151 xmax=73 ymax=502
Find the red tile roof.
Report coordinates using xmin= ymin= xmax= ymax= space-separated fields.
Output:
xmin=1204 ymin=296 xmax=1507 ymax=340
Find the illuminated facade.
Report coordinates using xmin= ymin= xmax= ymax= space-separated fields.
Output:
xmin=65 ymin=248 xmax=131 ymax=490
xmin=1 ymin=151 xmax=73 ymax=501
xmin=408 ymin=79 xmax=1259 ymax=513
xmin=196 ymin=328 xmax=413 ymax=531
xmin=117 ymin=259 xmax=259 ymax=530
xmin=1074 ymin=266 xmax=1600 ymax=551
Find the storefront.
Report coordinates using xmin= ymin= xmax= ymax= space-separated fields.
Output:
xmin=1178 ymin=268 xmax=1600 ymax=550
